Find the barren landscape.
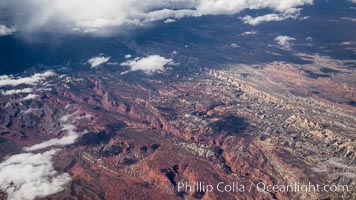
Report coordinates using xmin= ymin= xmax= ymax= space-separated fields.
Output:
xmin=0 ymin=53 xmax=355 ymax=199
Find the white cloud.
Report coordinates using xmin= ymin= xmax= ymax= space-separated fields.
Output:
xmin=274 ymin=35 xmax=296 ymax=49
xmin=24 ymin=113 xmax=87 ymax=151
xmin=341 ymin=17 xmax=356 ymax=22
xmin=1 ymin=88 xmax=33 ymax=95
xmin=312 ymin=157 xmax=356 ymax=179
xmin=230 ymin=43 xmax=239 ymax=48
xmin=0 ymin=0 xmax=314 ymax=34
xmin=164 ymin=18 xmax=176 ymax=23
xmin=0 ymin=111 xmax=91 ymax=199
xmin=326 ymin=157 xmax=354 ymax=170
xmin=0 ymin=71 xmax=55 ymax=87
xmin=22 ymin=94 xmax=38 ymax=101
xmin=24 ymin=124 xmax=81 ymax=151
xmin=241 ymin=30 xmax=257 ymax=36
xmin=0 ymin=25 xmax=16 ymax=36
xmin=120 ymin=55 xmax=175 ymax=74
xmin=196 ymin=0 xmax=313 ymax=14
xmin=0 ymin=75 xmax=10 ymax=80
xmin=88 ymin=56 xmax=110 ymax=68
xmin=351 ymin=0 xmax=356 ymax=3
xmin=0 ymin=71 xmax=54 ymax=103
xmin=0 ymin=149 xmax=71 ymax=200
xmin=241 ymin=8 xmax=301 ymax=25
xmin=60 ymin=113 xmax=75 ymax=122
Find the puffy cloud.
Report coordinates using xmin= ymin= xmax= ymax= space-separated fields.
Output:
xmin=0 ymin=0 xmax=313 ymax=34
xmin=0 ymin=71 xmax=54 ymax=103
xmin=0 ymin=71 xmax=55 ymax=87
xmin=241 ymin=30 xmax=257 ymax=36
xmin=274 ymin=35 xmax=296 ymax=49
xmin=24 ymin=113 xmax=87 ymax=151
xmin=195 ymin=0 xmax=313 ymax=14
xmin=0 ymin=149 xmax=71 ymax=200
xmin=0 ymin=75 xmax=10 ymax=80
xmin=22 ymin=94 xmax=38 ymax=101
xmin=1 ymin=88 xmax=33 ymax=95
xmin=0 ymin=25 xmax=16 ymax=36
xmin=0 ymin=111 xmax=91 ymax=199
xmin=230 ymin=43 xmax=239 ymax=48
xmin=88 ymin=56 xmax=110 ymax=68
xmin=242 ymin=14 xmax=287 ymax=25
xmin=120 ymin=55 xmax=175 ymax=74
xmin=241 ymin=8 xmax=301 ymax=25
xmin=24 ymin=124 xmax=81 ymax=151
xmin=164 ymin=18 xmax=177 ymax=23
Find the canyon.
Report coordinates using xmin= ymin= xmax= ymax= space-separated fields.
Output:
xmin=0 ymin=55 xmax=355 ymax=199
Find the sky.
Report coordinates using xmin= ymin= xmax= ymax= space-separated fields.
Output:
xmin=0 ymin=0 xmax=315 ymax=35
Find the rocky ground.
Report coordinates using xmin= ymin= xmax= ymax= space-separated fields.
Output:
xmin=0 ymin=54 xmax=355 ymax=199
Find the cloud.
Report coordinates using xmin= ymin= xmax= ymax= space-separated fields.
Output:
xmin=0 ymin=0 xmax=313 ymax=34
xmin=1 ymin=88 xmax=33 ymax=95
xmin=341 ymin=17 xmax=356 ymax=22
xmin=0 ymin=149 xmax=71 ymax=200
xmin=0 ymin=75 xmax=10 ymax=80
xmin=22 ymin=94 xmax=38 ymax=101
xmin=195 ymin=0 xmax=313 ymax=14
xmin=241 ymin=30 xmax=257 ymax=36
xmin=0 ymin=71 xmax=54 ymax=102
xmin=241 ymin=8 xmax=301 ymax=25
xmin=120 ymin=55 xmax=175 ymax=74
xmin=24 ymin=113 xmax=87 ymax=151
xmin=230 ymin=43 xmax=239 ymax=48
xmin=0 ymin=111 xmax=91 ymax=199
xmin=312 ymin=157 xmax=356 ymax=179
xmin=88 ymin=56 xmax=110 ymax=68
xmin=164 ymin=18 xmax=176 ymax=24
xmin=0 ymin=25 xmax=16 ymax=36
xmin=326 ymin=157 xmax=354 ymax=170
xmin=24 ymin=124 xmax=81 ymax=151
xmin=274 ymin=35 xmax=296 ymax=49
xmin=0 ymin=71 xmax=55 ymax=87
